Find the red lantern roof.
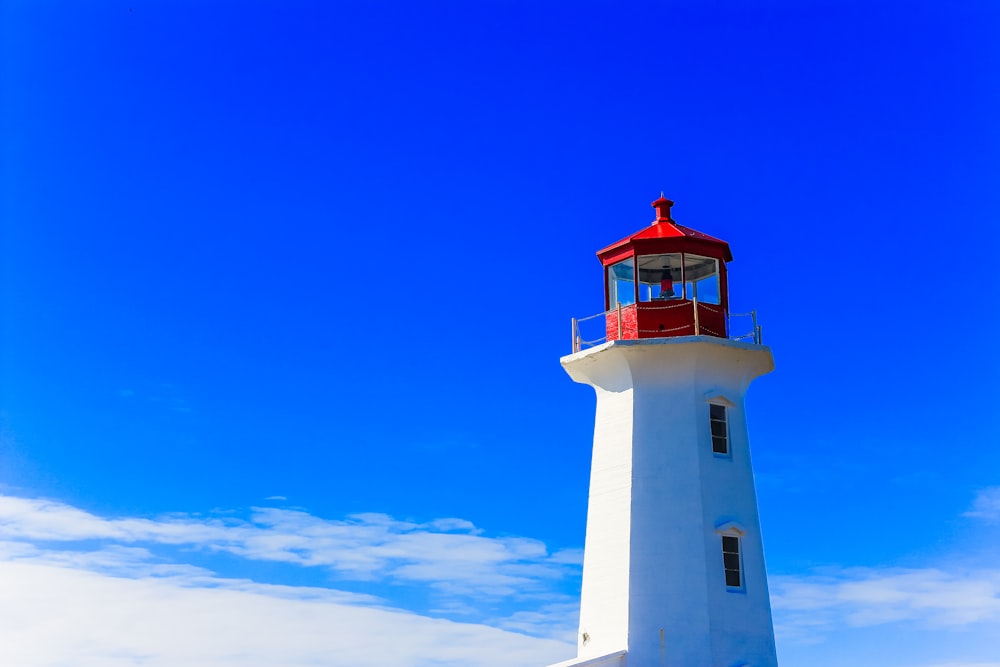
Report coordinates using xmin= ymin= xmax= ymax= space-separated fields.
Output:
xmin=596 ymin=197 xmax=733 ymax=265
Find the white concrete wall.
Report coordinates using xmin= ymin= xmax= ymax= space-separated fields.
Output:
xmin=558 ymin=337 xmax=778 ymax=667
xmin=570 ymin=346 xmax=634 ymax=660
xmin=547 ymin=649 xmax=627 ymax=667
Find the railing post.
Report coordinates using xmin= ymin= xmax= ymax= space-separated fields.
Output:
xmin=616 ymin=303 xmax=622 ymax=340
xmin=571 ymin=318 xmax=579 ymax=353
xmin=751 ymin=309 xmax=759 ymax=344
xmin=693 ymin=297 xmax=700 ymax=335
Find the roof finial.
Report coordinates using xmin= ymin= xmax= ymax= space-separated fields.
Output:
xmin=651 ymin=194 xmax=674 ymax=224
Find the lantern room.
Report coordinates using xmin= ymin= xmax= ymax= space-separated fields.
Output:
xmin=598 ymin=196 xmax=732 ymax=341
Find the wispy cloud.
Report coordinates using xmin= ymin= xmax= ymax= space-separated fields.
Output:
xmin=116 ymin=383 xmax=192 ymax=413
xmin=769 ymin=486 xmax=1000 ymax=650
xmin=5 ymin=490 xmax=1000 ymax=666
xmin=0 ymin=495 xmax=578 ymax=603
xmin=771 ymin=566 xmax=1000 ymax=642
xmin=963 ymin=487 xmax=1000 ymax=522
xmin=0 ymin=493 xmax=580 ymax=647
xmin=0 ymin=558 xmax=571 ymax=667
xmin=0 ymin=492 xmax=580 ymax=666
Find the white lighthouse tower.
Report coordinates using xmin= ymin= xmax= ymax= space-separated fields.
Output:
xmin=551 ymin=197 xmax=778 ymax=667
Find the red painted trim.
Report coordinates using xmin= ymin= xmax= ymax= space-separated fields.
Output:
xmin=599 ymin=239 xmax=730 ymax=267
xmin=596 ymin=220 xmax=733 ymax=264
xmin=604 ymin=262 xmax=610 ymax=312
xmin=600 ymin=246 xmax=635 ymax=267
xmin=720 ymin=263 xmax=729 ymax=321
xmin=633 ymin=257 xmax=640 ymax=305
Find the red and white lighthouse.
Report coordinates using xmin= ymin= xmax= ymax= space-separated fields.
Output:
xmin=552 ymin=198 xmax=778 ymax=667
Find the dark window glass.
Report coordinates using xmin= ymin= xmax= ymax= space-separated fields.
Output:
xmin=710 ymin=404 xmax=728 ymax=455
xmin=722 ymin=535 xmax=742 ymax=589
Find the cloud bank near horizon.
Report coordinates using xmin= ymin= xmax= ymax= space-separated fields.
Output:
xmin=0 ymin=558 xmax=572 ymax=667
xmin=0 ymin=493 xmax=580 ymax=667
xmin=1 ymin=491 xmax=999 ymax=666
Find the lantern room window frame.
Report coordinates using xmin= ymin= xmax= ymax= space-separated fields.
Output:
xmin=605 ymin=251 xmax=725 ymax=311
xmin=636 ymin=253 xmax=684 ymax=302
xmin=607 ymin=257 xmax=637 ymax=309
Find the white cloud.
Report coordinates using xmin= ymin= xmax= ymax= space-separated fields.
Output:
xmin=771 ymin=566 xmax=1000 ymax=642
xmin=0 ymin=495 xmax=234 ymax=543
xmin=0 ymin=495 xmax=579 ymax=605
xmin=491 ymin=602 xmax=581 ymax=642
xmin=0 ymin=496 xmax=580 ymax=665
xmin=5 ymin=490 xmax=1000 ymax=667
xmin=0 ymin=559 xmax=571 ymax=667
xmin=770 ymin=486 xmax=1000 ymax=661
xmin=0 ymin=491 xmax=580 ymax=665
xmin=963 ymin=487 xmax=1000 ymax=522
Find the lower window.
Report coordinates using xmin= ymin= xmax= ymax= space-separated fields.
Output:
xmin=722 ymin=535 xmax=742 ymax=588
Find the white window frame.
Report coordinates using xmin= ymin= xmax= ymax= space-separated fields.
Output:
xmin=709 ymin=402 xmax=729 ymax=456
xmin=704 ymin=393 xmax=735 ymax=458
xmin=715 ymin=522 xmax=747 ymax=592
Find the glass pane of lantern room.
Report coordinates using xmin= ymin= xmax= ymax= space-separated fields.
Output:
xmin=684 ymin=254 xmax=721 ymax=305
xmin=607 ymin=259 xmax=636 ymax=308
xmin=637 ymin=253 xmax=684 ymax=302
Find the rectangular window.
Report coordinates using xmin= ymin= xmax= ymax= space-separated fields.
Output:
xmin=722 ymin=535 xmax=742 ymax=588
xmin=607 ymin=258 xmax=636 ymax=308
xmin=683 ymin=254 xmax=721 ymax=305
xmin=710 ymin=404 xmax=728 ymax=455
xmin=635 ymin=253 xmax=684 ymax=302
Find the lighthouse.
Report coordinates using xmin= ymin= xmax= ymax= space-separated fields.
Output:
xmin=551 ymin=197 xmax=778 ymax=667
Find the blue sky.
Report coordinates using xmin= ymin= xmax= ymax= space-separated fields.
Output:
xmin=2 ymin=1 xmax=999 ymax=665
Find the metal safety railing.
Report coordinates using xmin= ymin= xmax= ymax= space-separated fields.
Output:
xmin=571 ymin=303 xmax=762 ymax=353
xmin=570 ymin=309 xmax=611 ymax=351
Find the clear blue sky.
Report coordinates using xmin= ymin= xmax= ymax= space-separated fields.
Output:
xmin=2 ymin=2 xmax=999 ymax=666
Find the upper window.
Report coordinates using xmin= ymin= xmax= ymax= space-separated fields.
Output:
xmin=636 ymin=253 xmax=683 ymax=302
xmin=607 ymin=258 xmax=636 ymax=307
xmin=683 ymin=254 xmax=721 ymax=305
xmin=722 ymin=535 xmax=742 ymax=588
xmin=710 ymin=403 xmax=728 ymax=455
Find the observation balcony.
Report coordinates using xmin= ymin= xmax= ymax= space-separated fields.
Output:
xmin=571 ymin=305 xmax=762 ymax=354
